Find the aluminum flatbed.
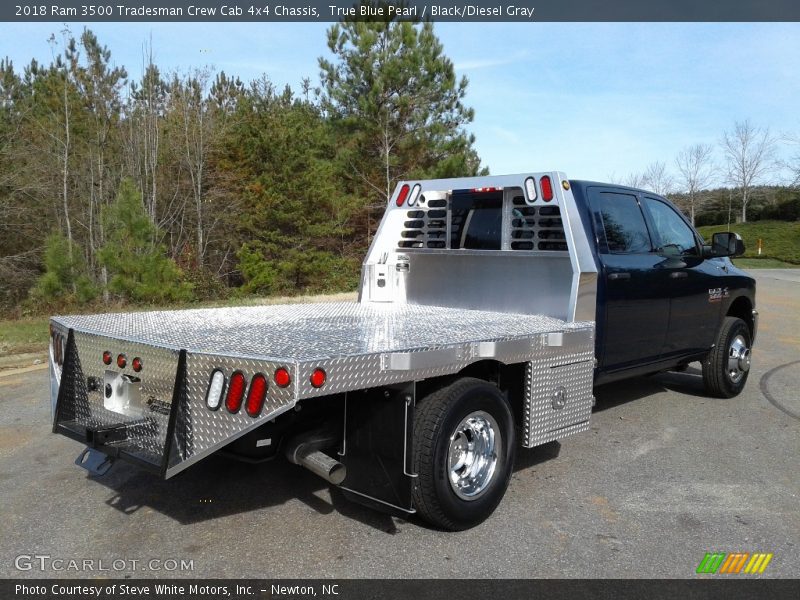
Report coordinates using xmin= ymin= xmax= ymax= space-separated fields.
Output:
xmin=50 ymin=172 xmax=600 ymax=527
xmin=51 ymin=302 xmax=593 ymax=477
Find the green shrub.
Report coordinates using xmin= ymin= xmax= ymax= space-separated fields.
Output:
xmin=30 ymin=233 xmax=98 ymax=306
xmin=98 ymin=179 xmax=193 ymax=303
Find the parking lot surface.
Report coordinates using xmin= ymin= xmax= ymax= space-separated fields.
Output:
xmin=0 ymin=270 xmax=797 ymax=578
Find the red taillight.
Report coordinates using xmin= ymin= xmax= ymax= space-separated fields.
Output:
xmin=103 ymin=351 xmax=112 ymax=365
xmin=225 ymin=371 xmax=246 ymax=413
xmin=132 ymin=357 xmax=143 ymax=372
xmin=540 ymin=176 xmax=554 ymax=202
xmin=117 ymin=354 xmax=127 ymax=369
xmin=470 ymin=187 xmax=503 ymax=193
xmin=396 ymin=184 xmax=410 ymax=206
xmin=274 ymin=367 xmax=291 ymax=388
xmin=309 ymin=368 xmax=327 ymax=388
xmin=245 ymin=373 xmax=268 ymax=418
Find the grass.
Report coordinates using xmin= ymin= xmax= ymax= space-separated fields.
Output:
xmin=0 ymin=290 xmax=358 ymax=358
xmin=697 ymin=220 xmax=800 ymax=265
xmin=731 ymin=258 xmax=799 ymax=269
xmin=0 ymin=317 xmax=50 ymax=357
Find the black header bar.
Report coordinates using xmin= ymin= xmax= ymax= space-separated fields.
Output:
xmin=4 ymin=1 xmax=800 ymax=23
xmin=4 ymin=579 xmax=800 ymax=600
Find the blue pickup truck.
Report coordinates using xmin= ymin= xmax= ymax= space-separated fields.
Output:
xmin=50 ymin=172 xmax=756 ymax=530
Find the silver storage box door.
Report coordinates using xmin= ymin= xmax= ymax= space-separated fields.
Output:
xmin=524 ymin=357 xmax=594 ymax=448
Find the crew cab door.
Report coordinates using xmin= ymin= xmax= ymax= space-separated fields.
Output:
xmin=640 ymin=196 xmax=721 ymax=356
xmin=588 ymin=188 xmax=670 ymax=370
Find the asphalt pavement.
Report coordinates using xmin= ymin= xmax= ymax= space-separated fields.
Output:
xmin=0 ymin=269 xmax=797 ymax=579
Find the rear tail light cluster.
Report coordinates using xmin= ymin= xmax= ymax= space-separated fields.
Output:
xmin=523 ymin=176 xmax=558 ymax=203
xmin=100 ymin=350 xmax=143 ymax=372
xmin=205 ymin=366 xmax=325 ymax=417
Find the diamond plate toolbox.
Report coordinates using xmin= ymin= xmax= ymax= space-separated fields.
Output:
xmin=522 ymin=330 xmax=595 ymax=447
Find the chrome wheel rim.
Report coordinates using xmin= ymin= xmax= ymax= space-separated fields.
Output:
xmin=447 ymin=410 xmax=500 ymax=501
xmin=727 ymin=334 xmax=751 ymax=383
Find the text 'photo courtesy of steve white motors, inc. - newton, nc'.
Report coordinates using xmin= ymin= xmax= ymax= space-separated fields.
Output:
xmin=14 ymin=3 xmax=537 ymax=19
xmin=15 ymin=582 xmax=338 ymax=597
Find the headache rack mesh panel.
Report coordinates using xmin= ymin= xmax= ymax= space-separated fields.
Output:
xmin=398 ymin=197 xmax=448 ymax=249
xmin=509 ymin=194 xmax=567 ymax=251
xmin=398 ymin=194 xmax=568 ymax=251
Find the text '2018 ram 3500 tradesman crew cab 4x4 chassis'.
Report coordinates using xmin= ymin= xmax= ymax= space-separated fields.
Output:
xmin=49 ymin=172 xmax=756 ymax=530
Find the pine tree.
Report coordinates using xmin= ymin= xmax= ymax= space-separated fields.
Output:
xmin=319 ymin=8 xmax=485 ymax=207
xmin=98 ymin=179 xmax=192 ymax=302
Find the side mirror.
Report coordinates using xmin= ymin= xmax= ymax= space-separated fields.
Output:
xmin=704 ymin=232 xmax=745 ymax=258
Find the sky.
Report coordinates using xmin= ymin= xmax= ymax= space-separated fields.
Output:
xmin=2 ymin=21 xmax=799 ymax=184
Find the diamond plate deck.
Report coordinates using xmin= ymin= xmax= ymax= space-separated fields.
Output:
xmin=53 ymin=302 xmax=587 ymax=361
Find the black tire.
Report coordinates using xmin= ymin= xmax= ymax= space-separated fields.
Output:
xmin=411 ymin=377 xmax=515 ymax=531
xmin=702 ymin=316 xmax=752 ymax=398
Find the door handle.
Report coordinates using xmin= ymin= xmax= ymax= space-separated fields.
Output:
xmin=669 ymin=271 xmax=688 ymax=279
xmin=608 ymin=272 xmax=631 ymax=281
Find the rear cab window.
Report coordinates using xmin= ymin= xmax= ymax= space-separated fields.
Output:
xmin=591 ymin=191 xmax=653 ymax=253
xmin=450 ymin=191 xmax=503 ymax=250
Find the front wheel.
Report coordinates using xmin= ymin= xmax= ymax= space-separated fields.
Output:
xmin=411 ymin=377 xmax=515 ymax=531
xmin=702 ymin=316 xmax=752 ymax=398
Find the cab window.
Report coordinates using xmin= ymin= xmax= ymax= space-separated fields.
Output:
xmin=642 ymin=197 xmax=698 ymax=256
xmin=449 ymin=192 xmax=503 ymax=250
xmin=593 ymin=192 xmax=652 ymax=253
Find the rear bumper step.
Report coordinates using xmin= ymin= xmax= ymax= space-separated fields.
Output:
xmin=74 ymin=447 xmax=115 ymax=476
xmin=57 ymin=420 xmax=164 ymax=475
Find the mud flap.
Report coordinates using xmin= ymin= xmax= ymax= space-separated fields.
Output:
xmin=339 ymin=382 xmax=417 ymax=518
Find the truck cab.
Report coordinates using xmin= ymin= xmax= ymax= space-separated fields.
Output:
xmin=568 ymin=181 xmax=756 ymax=395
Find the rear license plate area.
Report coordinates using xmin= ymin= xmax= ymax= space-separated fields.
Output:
xmin=103 ymin=370 xmax=143 ymax=417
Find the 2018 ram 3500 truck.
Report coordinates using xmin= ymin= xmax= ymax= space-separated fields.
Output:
xmin=49 ymin=172 xmax=757 ymax=530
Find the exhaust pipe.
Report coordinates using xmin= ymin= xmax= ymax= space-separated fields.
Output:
xmin=285 ymin=430 xmax=346 ymax=485
xmin=295 ymin=450 xmax=346 ymax=485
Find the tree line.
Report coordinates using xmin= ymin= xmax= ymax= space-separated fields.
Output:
xmin=609 ymin=119 xmax=800 ymax=226
xmin=1 ymin=21 xmax=798 ymax=315
xmin=0 ymin=20 xmax=482 ymax=313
